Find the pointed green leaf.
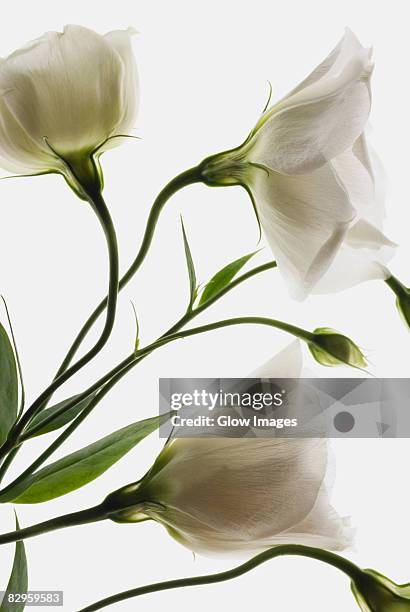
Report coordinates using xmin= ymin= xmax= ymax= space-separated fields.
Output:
xmin=130 ymin=302 xmax=140 ymax=351
xmin=1 ymin=298 xmax=25 ymax=419
xmin=9 ymin=415 xmax=166 ymax=504
xmin=181 ymin=218 xmax=197 ymax=306
xmin=24 ymin=393 xmax=98 ymax=438
xmin=199 ymin=251 xmax=260 ymax=306
xmin=0 ymin=514 xmax=28 ymax=612
xmin=0 ymin=322 xmax=18 ymax=446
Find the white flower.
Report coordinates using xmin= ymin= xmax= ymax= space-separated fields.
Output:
xmin=106 ymin=342 xmax=352 ymax=556
xmin=200 ymin=29 xmax=395 ymax=299
xmin=0 ymin=25 xmax=138 ymax=198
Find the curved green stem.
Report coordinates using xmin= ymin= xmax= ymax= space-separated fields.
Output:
xmin=20 ymin=261 xmax=277 ymax=442
xmin=78 ymin=545 xmax=362 ymax=611
xmin=19 ymin=354 xmax=135 ymax=442
xmin=0 ymin=166 xmax=200 ymax=466
xmin=138 ymin=316 xmax=313 ymax=358
xmin=0 ymin=190 xmax=120 ymax=461
xmin=54 ymin=166 xmax=202 ymax=378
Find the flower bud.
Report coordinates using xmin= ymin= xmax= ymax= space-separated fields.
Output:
xmin=0 ymin=25 xmax=138 ymax=199
xmin=309 ymin=327 xmax=367 ymax=369
xmin=351 ymin=569 xmax=410 ymax=611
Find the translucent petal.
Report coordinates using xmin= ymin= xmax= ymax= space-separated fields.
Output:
xmin=249 ymin=30 xmax=373 ymax=175
xmin=250 ymin=340 xmax=302 ymax=378
xmin=250 ymin=164 xmax=355 ymax=299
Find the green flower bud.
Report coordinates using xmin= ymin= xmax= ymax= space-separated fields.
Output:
xmin=351 ymin=569 xmax=410 ymax=611
xmin=309 ymin=327 xmax=367 ymax=369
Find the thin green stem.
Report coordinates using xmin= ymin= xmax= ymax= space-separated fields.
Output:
xmin=78 ymin=545 xmax=363 ymax=611
xmin=19 ymin=354 xmax=136 ymax=441
xmin=0 ymin=166 xmax=202 ymax=465
xmin=0 ymin=503 xmax=107 ymax=545
xmin=54 ymin=166 xmax=202 ymax=378
xmin=138 ymin=316 xmax=313 ymax=358
xmin=0 ymin=190 xmax=120 ymax=461
xmin=0 ymin=447 xmax=20 ymax=484
xmin=21 ymin=261 xmax=277 ymax=442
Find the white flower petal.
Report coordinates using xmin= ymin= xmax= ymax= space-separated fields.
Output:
xmin=144 ymin=438 xmax=349 ymax=556
xmin=0 ymin=96 xmax=59 ymax=174
xmin=250 ymin=340 xmax=302 ymax=378
xmin=278 ymin=484 xmax=353 ymax=551
xmin=331 ymin=144 xmax=374 ymax=214
xmin=249 ymin=30 xmax=373 ymax=175
xmin=312 ymin=242 xmax=392 ymax=294
xmin=287 ymin=28 xmax=365 ymax=97
xmin=332 ymin=132 xmax=387 ymax=227
xmin=251 ymin=164 xmax=355 ymax=299
xmin=345 ymin=218 xmax=396 ymax=250
xmin=103 ymin=28 xmax=139 ymax=135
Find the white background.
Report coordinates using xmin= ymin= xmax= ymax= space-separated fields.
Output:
xmin=0 ymin=1 xmax=410 ymax=610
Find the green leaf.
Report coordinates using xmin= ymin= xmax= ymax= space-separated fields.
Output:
xmin=130 ymin=301 xmax=140 ymax=351
xmin=24 ymin=393 xmax=97 ymax=438
xmin=0 ymin=514 xmax=28 ymax=612
xmin=0 ymin=322 xmax=18 ymax=446
xmin=181 ymin=217 xmax=197 ymax=306
xmin=1 ymin=297 xmax=25 ymax=419
xmin=199 ymin=251 xmax=260 ymax=306
xmin=9 ymin=415 xmax=166 ymax=504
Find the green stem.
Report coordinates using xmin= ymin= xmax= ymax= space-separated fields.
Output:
xmin=0 ymin=166 xmax=200 ymax=469
xmin=54 ymin=166 xmax=202 ymax=378
xmin=19 ymin=354 xmax=136 ymax=441
xmin=0 ymin=447 xmax=20 ymax=484
xmin=138 ymin=316 xmax=313 ymax=357
xmin=0 ymin=190 xmax=120 ymax=460
xmin=0 ymin=503 xmax=107 ymax=545
xmin=21 ymin=262 xmax=277 ymax=442
xmin=78 ymin=545 xmax=363 ymax=611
